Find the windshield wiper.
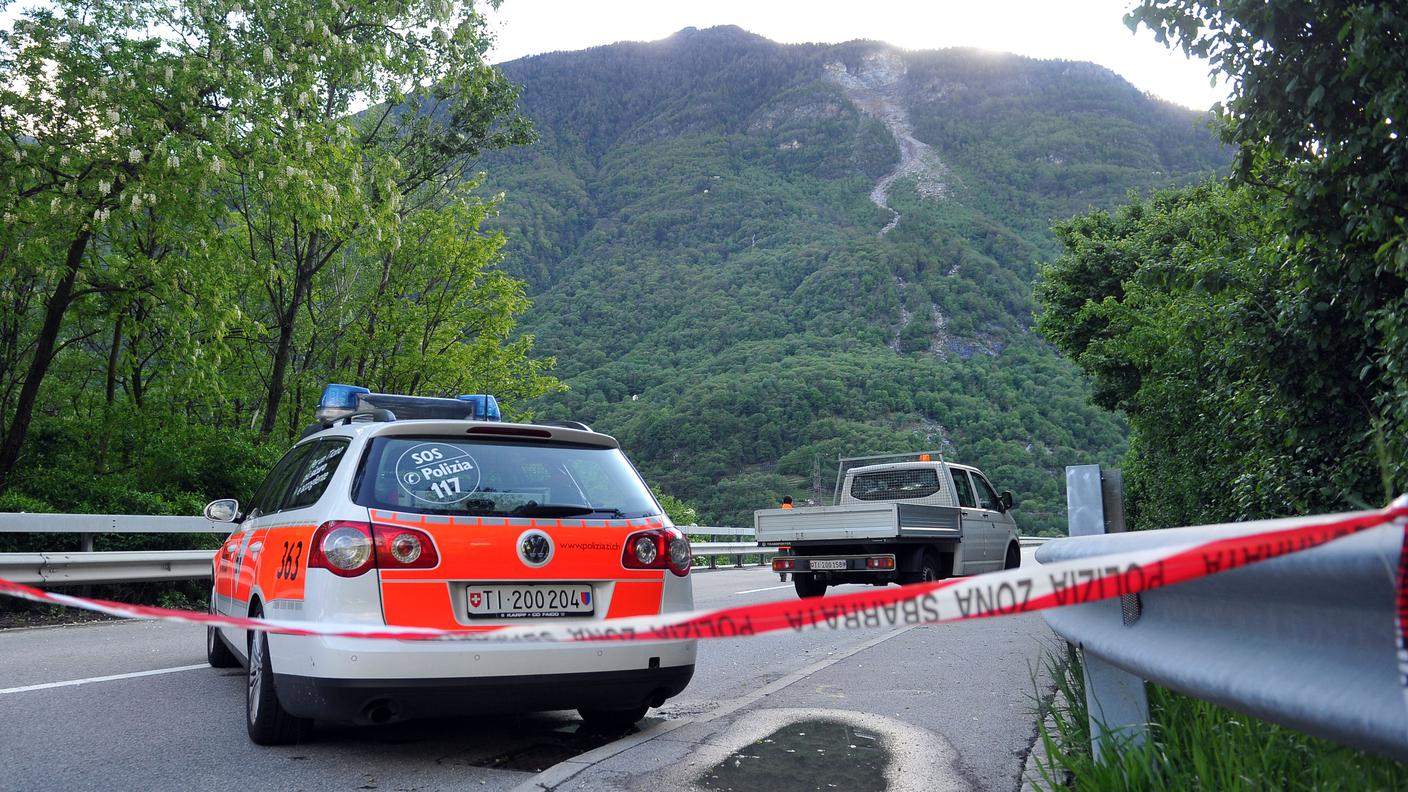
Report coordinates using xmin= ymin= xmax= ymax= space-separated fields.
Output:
xmin=509 ymin=502 xmax=602 ymax=518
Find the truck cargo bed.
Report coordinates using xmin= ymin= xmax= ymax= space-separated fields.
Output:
xmin=755 ymin=503 xmax=961 ymax=544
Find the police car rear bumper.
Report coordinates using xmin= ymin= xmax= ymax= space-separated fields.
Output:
xmin=273 ymin=664 xmax=695 ymax=724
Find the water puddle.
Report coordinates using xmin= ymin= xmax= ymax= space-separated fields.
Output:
xmin=464 ymin=717 xmax=663 ymax=772
xmin=700 ymin=718 xmax=890 ymax=792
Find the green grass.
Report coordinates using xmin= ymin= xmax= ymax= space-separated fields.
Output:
xmin=1032 ymin=645 xmax=1408 ymax=791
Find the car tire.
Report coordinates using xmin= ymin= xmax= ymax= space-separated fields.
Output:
xmin=793 ymin=576 xmax=827 ymax=598
xmin=918 ymin=552 xmax=941 ymax=583
xmin=207 ymin=590 xmax=240 ymax=668
xmin=246 ymin=605 xmax=312 ymax=745
xmin=1004 ymin=543 xmax=1021 ymax=570
xmin=578 ymin=704 xmax=649 ymax=733
xmin=207 ymin=625 xmax=239 ymax=669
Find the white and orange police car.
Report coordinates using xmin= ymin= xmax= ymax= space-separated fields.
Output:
xmin=204 ymin=385 xmax=695 ymax=744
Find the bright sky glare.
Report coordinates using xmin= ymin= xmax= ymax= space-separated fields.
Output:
xmin=484 ymin=0 xmax=1230 ymax=111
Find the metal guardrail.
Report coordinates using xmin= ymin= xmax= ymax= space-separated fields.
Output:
xmin=0 ymin=550 xmax=216 ymax=585
xmin=0 ymin=515 xmax=783 ymax=582
xmin=1039 ymin=466 xmax=1408 ymax=763
xmin=0 ymin=512 xmax=225 ymax=585
xmin=0 ymin=513 xmax=223 ymax=534
xmin=0 ymin=512 xmax=1055 ymax=585
xmin=683 ymin=526 xmax=776 ymax=568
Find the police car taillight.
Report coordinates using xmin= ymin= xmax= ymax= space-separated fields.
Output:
xmin=309 ymin=521 xmax=440 ymax=576
xmin=372 ymin=524 xmax=439 ymax=570
xmin=622 ymin=527 xmax=691 ymax=577
xmin=309 ymin=521 xmax=375 ymax=577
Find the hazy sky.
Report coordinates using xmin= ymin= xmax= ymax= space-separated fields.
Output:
xmin=485 ymin=0 xmax=1229 ymax=111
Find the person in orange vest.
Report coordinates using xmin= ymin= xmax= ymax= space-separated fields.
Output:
xmin=781 ymin=496 xmax=794 ymax=510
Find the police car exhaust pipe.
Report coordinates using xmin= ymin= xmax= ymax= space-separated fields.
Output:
xmin=364 ymin=700 xmax=396 ymax=724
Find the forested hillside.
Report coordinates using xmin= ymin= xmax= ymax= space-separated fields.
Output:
xmin=480 ymin=26 xmax=1227 ymax=531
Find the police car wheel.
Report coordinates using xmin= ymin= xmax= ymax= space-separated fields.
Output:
xmin=246 ymin=606 xmax=312 ymax=745
xmin=793 ymin=576 xmax=826 ymax=598
xmin=207 ymin=625 xmax=239 ymax=669
xmin=578 ymin=704 xmax=649 ymax=733
xmin=207 ymin=591 xmax=240 ymax=669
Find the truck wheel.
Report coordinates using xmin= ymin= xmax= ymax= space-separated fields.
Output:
xmin=246 ymin=605 xmax=312 ymax=745
xmin=918 ymin=553 xmax=940 ymax=583
xmin=1004 ymin=543 xmax=1021 ymax=570
xmin=794 ymin=576 xmax=827 ymax=598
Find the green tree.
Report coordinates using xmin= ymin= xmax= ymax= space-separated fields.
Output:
xmin=1033 ymin=184 xmax=1380 ymax=527
xmin=1128 ymin=0 xmax=1408 ymax=500
xmin=0 ymin=0 xmax=238 ymax=487
xmin=202 ymin=0 xmax=531 ymax=435
xmin=0 ymin=0 xmax=556 ymax=514
xmin=319 ymin=188 xmax=560 ymax=409
xmin=651 ymin=487 xmax=700 ymax=526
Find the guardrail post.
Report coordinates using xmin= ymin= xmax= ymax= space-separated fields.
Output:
xmin=1065 ymin=464 xmax=1147 ymax=761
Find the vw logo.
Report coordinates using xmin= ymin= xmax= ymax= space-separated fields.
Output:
xmin=517 ymin=530 xmax=554 ymax=568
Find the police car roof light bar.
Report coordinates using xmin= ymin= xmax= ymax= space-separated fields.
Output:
xmin=316 ymin=384 xmax=503 ymax=426
xmin=316 ymin=384 xmax=371 ymax=425
xmin=456 ymin=394 xmax=501 ymax=422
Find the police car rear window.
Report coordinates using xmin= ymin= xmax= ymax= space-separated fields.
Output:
xmin=353 ymin=436 xmax=661 ymax=519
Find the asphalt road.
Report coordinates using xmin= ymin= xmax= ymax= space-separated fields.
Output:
xmin=0 ymin=552 xmax=1049 ymax=792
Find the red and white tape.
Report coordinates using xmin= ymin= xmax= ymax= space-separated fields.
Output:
xmin=3 ymin=501 xmax=1406 ymax=644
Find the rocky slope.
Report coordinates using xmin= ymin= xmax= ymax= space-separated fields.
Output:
xmin=477 ymin=26 xmax=1226 ymax=530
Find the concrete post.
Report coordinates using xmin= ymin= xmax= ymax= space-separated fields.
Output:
xmin=1065 ymin=464 xmax=1147 ymax=762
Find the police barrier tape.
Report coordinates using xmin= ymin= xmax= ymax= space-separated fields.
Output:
xmin=2 ymin=502 xmax=1406 ymax=644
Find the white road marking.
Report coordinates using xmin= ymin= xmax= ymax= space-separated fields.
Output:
xmin=733 ymin=584 xmax=793 ymax=595
xmin=0 ymin=664 xmax=208 ymax=695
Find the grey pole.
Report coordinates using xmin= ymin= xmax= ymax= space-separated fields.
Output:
xmin=1065 ymin=464 xmax=1148 ymax=762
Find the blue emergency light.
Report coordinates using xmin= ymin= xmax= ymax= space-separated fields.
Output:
xmin=315 ymin=384 xmax=371 ymax=424
xmin=457 ymin=394 xmax=501 ymax=421
xmin=315 ymin=384 xmax=502 ymax=425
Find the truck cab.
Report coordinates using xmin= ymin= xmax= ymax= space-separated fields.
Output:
xmin=755 ymin=453 xmax=1019 ymax=598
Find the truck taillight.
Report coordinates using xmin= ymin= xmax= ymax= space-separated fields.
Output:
xmin=309 ymin=521 xmax=439 ymax=576
xmin=622 ymin=527 xmax=691 ymax=576
xmin=866 ymin=556 xmax=895 ymax=570
xmin=772 ymin=557 xmax=796 ymax=571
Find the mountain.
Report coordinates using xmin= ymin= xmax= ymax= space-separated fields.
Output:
xmin=477 ymin=26 xmax=1227 ymax=532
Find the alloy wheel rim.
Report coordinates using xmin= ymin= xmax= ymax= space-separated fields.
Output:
xmin=248 ymin=633 xmax=263 ymax=722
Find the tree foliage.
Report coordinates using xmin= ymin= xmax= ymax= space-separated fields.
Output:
xmin=0 ymin=0 xmax=553 ymax=514
xmin=1037 ymin=2 xmax=1406 ymax=528
xmin=1036 ymin=184 xmax=1387 ymax=528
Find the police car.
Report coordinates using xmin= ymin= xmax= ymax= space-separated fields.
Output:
xmin=204 ymin=385 xmax=696 ymax=744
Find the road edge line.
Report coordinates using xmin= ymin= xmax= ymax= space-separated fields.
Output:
xmin=0 ymin=663 xmax=208 ymax=695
